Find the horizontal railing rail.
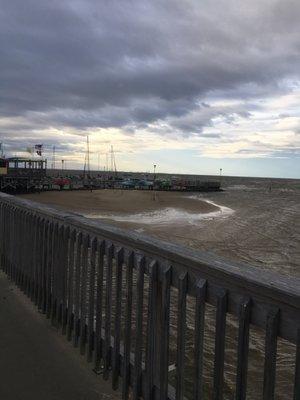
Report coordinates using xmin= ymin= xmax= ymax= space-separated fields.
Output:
xmin=0 ymin=192 xmax=299 ymax=400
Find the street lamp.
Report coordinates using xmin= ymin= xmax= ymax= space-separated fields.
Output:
xmin=153 ymin=164 xmax=157 ymax=181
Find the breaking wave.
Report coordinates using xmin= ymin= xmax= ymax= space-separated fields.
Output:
xmin=86 ymin=198 xmax=234 ymax=225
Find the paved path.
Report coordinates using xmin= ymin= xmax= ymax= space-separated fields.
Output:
xmin=0 ymin=272 xmax=120 ymax=400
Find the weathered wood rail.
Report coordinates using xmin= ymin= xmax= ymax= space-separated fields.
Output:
xmin=0 ymin=192 xmax=299 ymax=400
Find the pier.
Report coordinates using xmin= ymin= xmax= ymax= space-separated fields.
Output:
xmin=0 ymin=271 xmax=118 ymax=400
xmin=0 ymin=156 xmax=221 ymax=193
xmin=0 ymin=192 xmax=299 ymax=399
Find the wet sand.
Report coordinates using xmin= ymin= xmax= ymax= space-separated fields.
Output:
xmin=20 ymin=189 xmax=218 ymax=215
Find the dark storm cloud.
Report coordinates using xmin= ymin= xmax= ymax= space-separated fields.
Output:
xmin=1 ymin=0 xmax=300 ymax=136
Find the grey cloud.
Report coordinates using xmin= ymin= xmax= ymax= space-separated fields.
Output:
xmin=233 ymin=139 xmax=300 ymax=158
xmin=270 ymin=148 xmax=300 ymax=158
xmin=202 ymin=133 xmax=222 ymax=138
xmin=163 ymin=103 xmax=252 ymax=136
xmin=294 ymin=126 xmax=300 ymax=134
xmin=1 ymin=0 xmax=300 ymax=142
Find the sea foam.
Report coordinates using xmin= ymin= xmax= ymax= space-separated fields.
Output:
xmin=86 ymin=198 xmax=234 ymax=226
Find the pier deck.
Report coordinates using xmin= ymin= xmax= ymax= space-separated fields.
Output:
xmin=0 ymin=271 xmax=119 ymax=400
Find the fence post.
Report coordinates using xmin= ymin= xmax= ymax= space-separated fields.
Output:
xmin=152 ymin=265 xmax=172 ymax=399
xmin=153 ymin=278 xmax=162 ymax=395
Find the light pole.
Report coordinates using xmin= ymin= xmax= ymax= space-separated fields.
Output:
xmin=153 ymin=164 xmax=157 ymax=181
xmin=153 ymin=164 xmax=157 ymax=200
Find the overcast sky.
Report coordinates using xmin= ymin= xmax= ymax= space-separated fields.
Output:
xmin=1 ymin=0 xmax=300 ymax=178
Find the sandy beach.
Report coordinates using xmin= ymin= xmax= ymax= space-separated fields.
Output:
xmin=20 ymin=189 xmax=218 ymax=215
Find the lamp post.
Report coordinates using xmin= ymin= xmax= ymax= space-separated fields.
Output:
xmin=153 ymin=164 xmax=157 ymax=181
xmin=153 ymin=164 xmax=157 ymax=200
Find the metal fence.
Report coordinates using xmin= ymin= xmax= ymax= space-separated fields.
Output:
xmin=0 ymin=192 xmax=299 ymax=400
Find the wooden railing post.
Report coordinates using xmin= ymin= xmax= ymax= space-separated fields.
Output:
xmin=153 ymin=279 xmax=163 ymax=394
xmin=155 ymin=266 xmax=172 ymax=399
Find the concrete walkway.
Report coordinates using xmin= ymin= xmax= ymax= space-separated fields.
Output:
xmin=0 ymin=272 xmax=120 ymax=400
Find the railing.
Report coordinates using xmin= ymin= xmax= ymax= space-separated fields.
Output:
xmin=0 ymin=192 xmax=299 ymax=400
